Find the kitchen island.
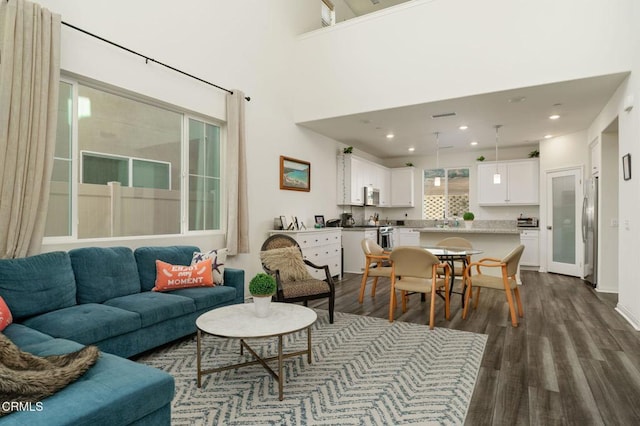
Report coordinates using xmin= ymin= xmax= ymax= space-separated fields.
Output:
xmin=417 ymin=226 xmax=521 ymax=282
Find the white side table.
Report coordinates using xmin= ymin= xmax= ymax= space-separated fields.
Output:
xmin=195 ymin=303 xmax=318 ymax=400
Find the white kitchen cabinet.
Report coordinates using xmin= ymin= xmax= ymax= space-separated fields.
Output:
xmin=477 ymin=159 xmax=539 ymax=205
xmin=395 ymin=228 xmax=420 ymax=246
xmin=269 ymin=229 xmax=342 ymax=279
xmin=373 ymin=164 xmax=391 ymax=207
xmin=338 ymin=155 xmax=390 ymax=206
xmin=519 ymin=229 xmax=539 ymax=267
xmin=342 ymin=229 xmax=378 ymax=273
xmin=391 ymin=167 xmax=415 ymax=207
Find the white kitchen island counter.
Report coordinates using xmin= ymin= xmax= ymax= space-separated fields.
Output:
xmin=418 ymin=228 xmax=522 ymax=282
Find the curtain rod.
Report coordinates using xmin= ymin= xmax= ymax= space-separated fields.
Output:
xmin=61 ymin=21 xmax=250 ymax=101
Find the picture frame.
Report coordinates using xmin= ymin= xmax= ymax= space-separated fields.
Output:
xmin=314 ymin=215 xmax=325 ymax=227
xmin=279 ymin=215 xmax=288 ymax=230
xmin=623 ymin=153 xmax=631 ymax=181
xmin=280 ymin=156 xmax=311 ymax=192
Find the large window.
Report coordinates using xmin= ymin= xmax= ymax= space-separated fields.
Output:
xmin=423 ymin=168 xmax=470 ymax=219
xmin=44 ymin=80 xmax=223 ymax=239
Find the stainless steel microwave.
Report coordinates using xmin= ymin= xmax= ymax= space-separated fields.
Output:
xmin=364 ymin=186 xmax=380 ymax=206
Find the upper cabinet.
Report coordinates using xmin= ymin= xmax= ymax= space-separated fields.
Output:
xmin=390 ymin=167 xmax=414 ymax=207
xmin=337 ymin=154 xmax=405 ymax=207
xmin=477 ymin=159 xmax=539 ymax=206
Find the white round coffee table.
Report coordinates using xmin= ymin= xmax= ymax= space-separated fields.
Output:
xmin=195 ymin=302 xmax=317 ymax=400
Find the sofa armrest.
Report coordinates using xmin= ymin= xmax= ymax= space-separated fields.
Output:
xmin=223 ymin=268 xmax=245 ymax=302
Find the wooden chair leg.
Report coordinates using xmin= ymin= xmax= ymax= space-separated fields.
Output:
xmin=371 ymin=277 xmax=379 ymax=297
xmin=401 ymin=290 xmax=407 ymax=313
xmin=389 ymin=280 xmax=396 ymax=322
xmin=443 ymin=275 xmax=450 ymax=321
xmin=473 ymin=287 xmax=481 ymax=309
xmin=358 ymin=271 xmax=368 ymax=303
xmin=462 ymin=279 xmax=472 ymax=319
xmin=504 ymin=288 xmax=519 ymax=327
xmin=514 ymin=285 xmax=524 ymax=317
xmin=429 ymin=290 xmax=436 ymax=330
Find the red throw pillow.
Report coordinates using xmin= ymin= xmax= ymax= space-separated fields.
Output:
xmin=153 ymin=259 xmax=214 ymax=292
xmin=0 ymin=296 xmax=13 ymax=331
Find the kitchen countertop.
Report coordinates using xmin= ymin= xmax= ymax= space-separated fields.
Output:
xmin=417 ymin=227 xmax=519 ymax=235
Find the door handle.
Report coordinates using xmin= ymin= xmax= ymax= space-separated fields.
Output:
xmin=547 ymin=226 xmax=552 ymax=230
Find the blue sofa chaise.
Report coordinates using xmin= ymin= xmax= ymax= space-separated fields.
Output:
xmin=0 ymin=245 xmax=245 ymax=425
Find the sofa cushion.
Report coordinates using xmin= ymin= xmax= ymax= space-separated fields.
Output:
xmin=169 ymin=285 xmax=237 ymax=311
xmin=2 ymin=323 xmax=54 ymax=348
xmin=0 ymin=251 xmax=77 ymax=320
xmin=192 ymin=248 xmax=228 ymax=284
xmin=135 ymin=245 xmax=200 ymax=291
xmin=22 ymin=304 xmax=141 ymax=346
xmin=4 ymin=338 xmax=174 ymax=426
xmin=69 ymin=246 xmax=141 ymax=304
xmin=153 ymin=258 xmax=213 ymax=292
xmin=104 ymin=292 xmax=196 ymax=327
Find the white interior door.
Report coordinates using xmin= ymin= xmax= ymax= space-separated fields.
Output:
xmin=546 ymin=168 xmax=583 ymax=276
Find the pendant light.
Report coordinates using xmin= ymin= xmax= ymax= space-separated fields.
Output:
xmin=493 ymin=125 xmax=502 ymax=184
xmin=434 ymin=132 xmax=441 ymax=187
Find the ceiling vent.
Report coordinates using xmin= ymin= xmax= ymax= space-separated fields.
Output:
xmin=431 ymin=112 xmax=457 ymax=119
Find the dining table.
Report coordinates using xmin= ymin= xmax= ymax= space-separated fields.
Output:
xmin=422 ymin=245 xmax=483 ymax=306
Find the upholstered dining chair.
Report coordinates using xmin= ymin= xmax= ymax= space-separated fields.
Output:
xmin=389 ymin=246 xmax=451 ymax=329
xmin=260 ymin=234 xmax=335 ymax=323
xmin=358 ymin=238 xmax=393 ymax=304
xmin=462 ymin=245 xmax=525 ymax=327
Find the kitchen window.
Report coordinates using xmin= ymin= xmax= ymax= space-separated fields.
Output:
xmin=423 ymin=168 xmax=470 ymax=219
xmin=44 ymin=79 xmax=223 ymax=240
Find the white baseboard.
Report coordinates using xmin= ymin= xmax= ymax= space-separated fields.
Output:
xmin=616 ymin=303 xmax=640 ymax=331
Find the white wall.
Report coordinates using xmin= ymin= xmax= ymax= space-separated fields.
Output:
xmin=294 ymin=0 xmax=633 ymax=123
xmin=36 ymin=0 xmax=346 ymax=284
xmin=599 ymin=131 xmax=619 ymax=293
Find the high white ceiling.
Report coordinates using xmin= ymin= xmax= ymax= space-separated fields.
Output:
xmin=298 ymin=73 xmax=628 ymax=159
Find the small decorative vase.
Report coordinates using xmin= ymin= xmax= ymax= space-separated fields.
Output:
xmin=253 ymin=295 xmax=272 ymax=318
xmin=464 ymin=220 xmax=473 ymax=229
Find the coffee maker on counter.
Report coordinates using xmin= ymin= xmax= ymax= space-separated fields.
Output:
xmin=340 ymin=213 xmax=355 ymax=227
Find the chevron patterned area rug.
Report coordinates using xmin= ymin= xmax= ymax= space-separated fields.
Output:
xmin=137 ymin=310 xmax=487 ymax=425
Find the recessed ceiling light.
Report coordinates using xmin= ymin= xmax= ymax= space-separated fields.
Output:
xmin=386 ymin=133 xmax=394 ymax=139
xmin=459 ymin=125 xmax=468 ymax=130
xmin=549 ymin=114 xmax=560 ymax=120
xmin=544 ymin=134 xmax=553 ymax=139
xmin=408 ymin=147 xmax=415 ymax=152
xmin=470 ymin=141 xmax=478 ymax=146
xmin=508 ymin=96 xmax=526 ymax=103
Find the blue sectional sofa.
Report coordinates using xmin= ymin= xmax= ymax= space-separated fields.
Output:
xmin=0 ymin=245 xmax=245 ymax=425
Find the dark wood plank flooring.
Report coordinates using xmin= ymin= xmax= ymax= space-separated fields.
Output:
xmin=308 ymin=270 xmax=640 ymax=425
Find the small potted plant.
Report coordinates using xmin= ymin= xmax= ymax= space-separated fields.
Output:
xmin=462 ymin=211 xmax=475 ymax=229
xmin=249 ymin=273 xmax=277 ymax=317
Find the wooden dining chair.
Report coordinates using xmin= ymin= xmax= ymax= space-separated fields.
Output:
xmin=358 ymin=238 xmax=392 ymax=303
xmin=389 ymin=247 xmax=451 ymax=329
xmin=462 ymin=245 xmax=525 ymax=327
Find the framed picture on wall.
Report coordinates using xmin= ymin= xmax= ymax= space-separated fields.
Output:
xmin=280 ymin=156 xmax=311 ymax=192
xmin=623 ymin=153 xmax=631 ymax=180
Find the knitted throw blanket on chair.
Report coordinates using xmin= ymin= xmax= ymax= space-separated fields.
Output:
xmin=0 ymin=334 xmax=99 ymax=416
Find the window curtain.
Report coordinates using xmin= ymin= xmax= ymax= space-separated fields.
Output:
xmin=0 ymin=0 xmax=61 ymax=258
xmin=225 ymin=90 xmax=249 ymax=255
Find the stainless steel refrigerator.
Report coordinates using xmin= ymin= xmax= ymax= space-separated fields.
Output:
xmin=582 ymin=177 xmax=598 ymax=287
